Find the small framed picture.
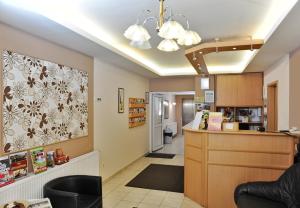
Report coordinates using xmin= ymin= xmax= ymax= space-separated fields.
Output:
xmin=145 ymin=92 xmax=149 ymax=104
xmin=205 ymin=90 xmax=215 ymax=103
xmin=118 ymin=88 xmax=125 ymax=113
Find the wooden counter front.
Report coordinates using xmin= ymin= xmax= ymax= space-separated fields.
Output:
xmin=183 ymin=128 xmax=295 ymax=208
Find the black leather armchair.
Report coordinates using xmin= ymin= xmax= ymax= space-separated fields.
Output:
xmin=44 ymin=175 xmax=102 ymax=208
xmin=234 ymin=163 xmax=300 ymax=208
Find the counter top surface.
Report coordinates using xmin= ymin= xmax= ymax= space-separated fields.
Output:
xmin=183 ymin=127 xmax=292 ymax=137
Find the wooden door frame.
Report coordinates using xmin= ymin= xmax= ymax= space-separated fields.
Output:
xmin=267 ymin=81 xmax=278 ymax=131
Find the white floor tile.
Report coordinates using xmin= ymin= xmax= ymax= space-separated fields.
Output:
xmin=114 ymin=200 xmax=139 ymax=208
xmin=181 ymin=198 xmax=204 ymax=208
xmin=139 ymin=202 xmax=161 ymax=208
xmin=156 ymin=135 xmax=184 ymax=155
xmin=101 ymin=143 xmax=206 ymax=208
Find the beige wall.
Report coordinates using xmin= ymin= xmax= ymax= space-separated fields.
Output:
xmin=290 ymin=48 xmax=300 ymax=128
xmin=264 ymin=55 xmax=290 ymax=130
xmin=94 ymin=58 xmax=149 ymax=180
xmin=150 ymin=76 xmax=195 ymax=92
xmin=0 ymin=23 xmax=94 ymax=158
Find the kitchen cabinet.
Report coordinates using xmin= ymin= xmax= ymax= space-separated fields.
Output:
xmin=215 ymin=73 xmax=263 ymax=107
xmin=215 ymin=74 xmax=238 ymax=106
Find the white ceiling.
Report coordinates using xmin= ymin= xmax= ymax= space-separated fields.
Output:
xmin=0 ymin=1 xmax=159 ymax=78
xmin=246 ymin=1 xmax=300 ymax=72
xmin=0 ymin=0 xmax=298 ymax=76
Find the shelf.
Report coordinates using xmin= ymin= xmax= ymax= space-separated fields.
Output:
xmin=239 ymin=122 xmax=262 ymax=125
xmin=129 ymin=113 xmax=146 ymax=118
xmin=129 ymin=104 xmax=145 ymax=108
xmin=217 ymin=106 xmax=264 ymax=126
xmin=128 ymin=97 xmax=146 ymax=128
xmin=129 ymin=122 xmax=145 ymax=128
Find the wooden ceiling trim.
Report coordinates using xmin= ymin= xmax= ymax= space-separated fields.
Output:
xmin=186 ymin=52 xmax=208 ymax=74
xmin=185 ymin=39 xmax=264 ymax=74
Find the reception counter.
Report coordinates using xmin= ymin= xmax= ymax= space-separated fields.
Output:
xmin=183 ymin=127 xmax=295 ymax=208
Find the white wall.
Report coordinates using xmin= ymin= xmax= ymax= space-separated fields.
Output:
xmin=264 ymin=54 xmax=290 ymax=130
xmin=94 ymin=58 xmax=149 ymax=180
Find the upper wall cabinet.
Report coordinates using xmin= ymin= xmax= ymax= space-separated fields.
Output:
xmin=215 ymin=74 xmax=239 ymax=106
xmin=216 ymin=73 xmax=263 ymax=107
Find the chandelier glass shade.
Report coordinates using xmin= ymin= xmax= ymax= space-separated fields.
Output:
xmin=157 ymin=39 xmax=179 ymax=52
xmin=124 ymin=0 xmax=201 ymax=52
xmin=124 ymin=24 xmax=151 ymax=42
xmin=158 ymin=20 xmax=186 ymax=40
xmin=177 ymin=30 xmax=202 ymax=46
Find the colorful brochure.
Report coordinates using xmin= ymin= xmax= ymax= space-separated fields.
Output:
xmin=207 ymin=112 xmax=223 ymax=131
xmin=9 ymin=151 xmax=28 ymax=179
xmin=0 ymin=156 xmax=14 ymax=187
xmin=30 ymin=147 xmax=47 ymax=174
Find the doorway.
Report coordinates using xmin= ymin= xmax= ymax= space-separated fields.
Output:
xmin=149 ymin=92 xmax=195 ymax=154
xmin=267 ymin=82 xmax=278 ymax=131
xmin=151 ymin=94 xmax=164 ymax=152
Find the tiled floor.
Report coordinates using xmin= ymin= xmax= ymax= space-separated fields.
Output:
xmin=103 ymin=155 xmax=203 ymax=208
xmin=156 ymin=135 xmax=184 ymax=155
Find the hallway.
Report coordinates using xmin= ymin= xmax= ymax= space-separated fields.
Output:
xmin=156 ymin=135 xmax=184 ymax=155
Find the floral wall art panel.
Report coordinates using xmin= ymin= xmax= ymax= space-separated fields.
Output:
xmin=2 ymin=50 xmax=88 ymax=153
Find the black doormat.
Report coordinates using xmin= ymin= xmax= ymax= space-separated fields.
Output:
xmin=145 ymin=153 xmax=175 ymax=159
xmin=126 ymin=164 xmax=184 ymax=193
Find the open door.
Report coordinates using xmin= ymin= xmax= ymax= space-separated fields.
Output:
xmin=151 ymin=94 xmax=164 ymax=151
xmin=267 ymin=82 xmax=278 ymax=131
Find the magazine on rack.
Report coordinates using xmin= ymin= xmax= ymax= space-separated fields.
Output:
xmin=28 ymin=198 xmax=52 ymax=208
xmin=0 ymin=156 xmax=14 ymax=187
xmin=9 ymin=151 xmax=28 ymax=179
xmin=30 ymin=147 xmax=47 ymax=174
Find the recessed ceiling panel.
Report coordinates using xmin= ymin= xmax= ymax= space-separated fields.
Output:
xmin=204 ymin=50 xmax=257 ymax=74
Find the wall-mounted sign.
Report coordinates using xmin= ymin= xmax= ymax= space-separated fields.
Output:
xmin=205 ymin=90 xmax=215 ymax=103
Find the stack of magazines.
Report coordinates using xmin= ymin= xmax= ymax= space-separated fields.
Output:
xmin=0 ymin=199 xmax=52 ymax=208
xmin=28 ymin=199 xmax=52 ymax=208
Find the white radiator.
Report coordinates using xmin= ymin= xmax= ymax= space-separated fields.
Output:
xmin=0 ymin=151 xmax=99 ymax=204
xmin=165 ymin=122 xmax=177 ymax=136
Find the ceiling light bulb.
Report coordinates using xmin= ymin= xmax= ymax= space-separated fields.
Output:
xmin=177 ymin=30 xmax=202 ymax=46
xmin=124 ymin=24 xmax=151 ymax=42
xmin=130 ymin=40 xmax=152 ymax=50
xmin=192 ymin=52 xmax=197 ymax=61
xmin=157 ymin=39 xmax=179 ymax=52
xmin=158 ymin=20 xmax=185 ymax=40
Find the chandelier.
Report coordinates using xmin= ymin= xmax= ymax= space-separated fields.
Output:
xmin=124 ymin=0 xmax=202 ymax=52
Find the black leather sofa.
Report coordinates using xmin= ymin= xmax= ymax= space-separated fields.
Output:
xmin=44 ymin=175 xmax=102 ymax=208
xmin=234 ymin=163 xmax=300 ymax=208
